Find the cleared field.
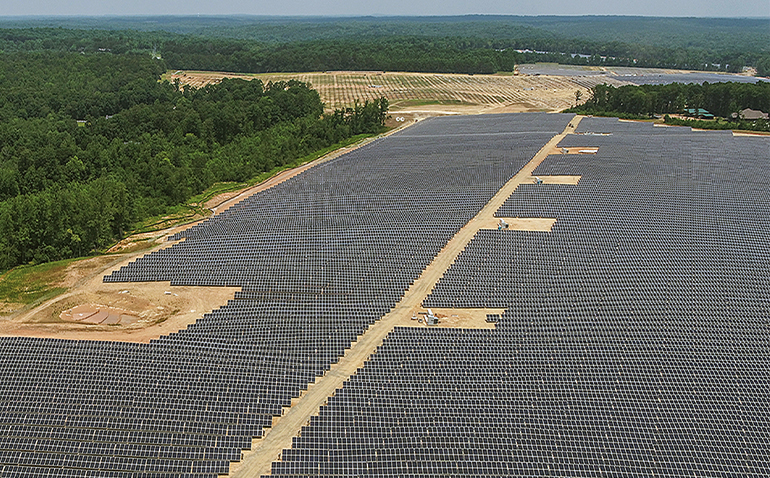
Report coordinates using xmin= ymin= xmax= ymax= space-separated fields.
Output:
xmin=165 ymin=70 xmax=629 ymax=114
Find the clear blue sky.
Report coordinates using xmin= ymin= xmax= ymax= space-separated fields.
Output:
xmin=2 ymin=0 xmax=768 ymax=17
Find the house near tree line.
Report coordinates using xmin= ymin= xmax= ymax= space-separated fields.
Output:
xmin=731 ymin=108 xmax=769 ymax=120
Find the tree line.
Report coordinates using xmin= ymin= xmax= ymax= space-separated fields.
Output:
xmin=1 ymin=25 xmax=768 ymax=76
xmin=0 ymin=52 xmax=388 ymax=270
xmin=567 ymin=82 xmax=770 ymax=131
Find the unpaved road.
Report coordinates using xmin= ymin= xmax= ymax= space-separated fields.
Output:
xmin=230 ymin=116 xmax=584 ymax=478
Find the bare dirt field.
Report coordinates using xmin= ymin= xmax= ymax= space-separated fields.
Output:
xmin=397 ymin=307 xmax=504 ymax=330
xmin=165 ymin=70 xmax=621 ymax=114
xmin=478 ymin=217 xmax=558 ymax=231
xmin=0 ymin=249 xmax=240 ymax=343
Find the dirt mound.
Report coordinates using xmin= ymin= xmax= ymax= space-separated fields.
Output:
xmin=60 ymin=304 xmax=139 ymax=325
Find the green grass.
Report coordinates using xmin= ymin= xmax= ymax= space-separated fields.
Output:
xmin=188 ymin=181 xmax=248 ymax=205
xmin=284 ymin=133 xmax=376 ymax=167
xmin=130 ymin=181 xmax=251 ymax=235
xmin=0 ymin=259 xmax=74 ymax=307
xmin=663 ymin=115 xmax=770 ymax=132
xmin=130 ymin=204 xmax=208 ymax=235
xmin=242 ymin=133 xmax=381 ymax=187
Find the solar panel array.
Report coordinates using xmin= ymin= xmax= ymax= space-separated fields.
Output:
xmin=0 ymin=113 xmax=574 ymax=477
xmin=516 ymin=64 xmax=769 ymax=85
xmin=616 ymin=73 xmax=768 ymax=86
xmin=271 ymin=321 xmax=769 ymax=477
xmin=427 ymin=118 xmax=769 ymax=313
xmin=270 ymin=117 xmax=770 ymax=477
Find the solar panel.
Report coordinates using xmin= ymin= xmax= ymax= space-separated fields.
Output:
xmin=0 ymin=113 xmax=577 ymax=476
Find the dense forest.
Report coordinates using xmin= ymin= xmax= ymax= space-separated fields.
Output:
xmin=0 ymin=15 xmax=768 ymax=75
xmin=567 ymin=81 xmax=770 ymax=131
xmin=0 ymin=52 xmax=388 ymax=271
xmin=1 ymin=16 xmax=767 ymax=67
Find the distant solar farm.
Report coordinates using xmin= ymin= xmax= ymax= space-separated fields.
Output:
xmin=167 ymin=66 xmax=768 ymax=116
xmin=1 ymin=113 xmax=769 ymax=477
xmin=517 ymin=63 xmax=769 ymax=85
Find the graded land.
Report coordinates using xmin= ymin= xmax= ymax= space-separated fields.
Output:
xmin=165 ymin=70 xmax=629 ymax=117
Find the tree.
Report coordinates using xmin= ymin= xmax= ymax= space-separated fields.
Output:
xmin=0 ymin=51 xmax=390 ymax=272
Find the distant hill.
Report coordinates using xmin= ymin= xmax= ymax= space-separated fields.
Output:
xmin=0 ymin=15 xmax=767 ymax=52
xmin=0 ymin=16 xmax=768 ymax=75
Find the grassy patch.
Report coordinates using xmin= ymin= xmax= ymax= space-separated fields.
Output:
xmin=242 ymin=133 xmax=375 ymax=186
xmin=663 ymin=115 xmax=770 ymax=132
xmin=283 ymin=133 xmax=376 ymax=167
xmin=565 ymin=109 xmax=653 ymax=120
xmin=0 ymin=259 xmax=74 ymax=307
xmin=129 ymin=181 xmax=251 ymax=235
xmin=129 ymin=204 xmax=208 ymax=235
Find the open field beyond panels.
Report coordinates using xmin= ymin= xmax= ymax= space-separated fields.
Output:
xmin=166 ymin=70 xmax=630 ymax=114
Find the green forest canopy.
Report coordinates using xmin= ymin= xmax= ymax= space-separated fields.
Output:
xmin=0 ymin=51 xmax=388 ymax=271
xmin=0 ymin=16 xmax=768 ymax=74
xmin=568 ymin=81 xmax=770 ymax=131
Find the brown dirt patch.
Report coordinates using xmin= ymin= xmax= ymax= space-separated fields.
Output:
xmin=732 ymin=131 xmax=770 ymax=137
xmin=1 ymin=271 xmax=240 ymax=343
xmin=527 ymin=175 xmax=582 ymax=185
xmin=1 ymin=230 xmax=238 ymax=343
xmin=478 ymin=217 xmax=558 ymax=232
xmin=550 ymin=146 xmax=599 ymax=155
xmin=59 ymin=256 xmax=127 ymax=288
xmin=399 ymin=307 xmax=505 ymax=329
xmin=60 ymin=304 xmax=139 ymax=325
xmin=0 ymin=302 xmax=24 ymax=315
xmin=106 ymin=224 xmax=195 ymax=254
xmin=479 ymin=217 xmax=556 ymax=232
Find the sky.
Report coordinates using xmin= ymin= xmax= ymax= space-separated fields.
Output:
xmin=1 ymin=0 xmax=768 ymax=18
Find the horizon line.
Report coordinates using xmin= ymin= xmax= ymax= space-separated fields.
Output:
xmin=1 ymin=14 xmax=768 ymax=20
